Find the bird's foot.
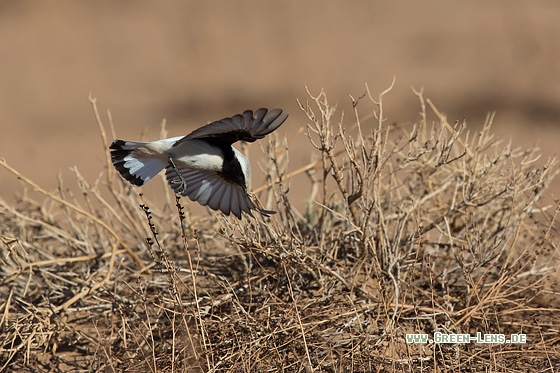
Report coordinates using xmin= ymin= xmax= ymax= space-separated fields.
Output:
xmin=168 ymin=156 xmax=187 ymax=195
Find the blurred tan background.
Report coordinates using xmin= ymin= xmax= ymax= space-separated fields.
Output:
xmin=1 ymin=1 xmax=559 ymax=206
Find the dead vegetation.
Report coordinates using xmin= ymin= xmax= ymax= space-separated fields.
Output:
xmin=1 ymin=84 xmax=559 ymax=372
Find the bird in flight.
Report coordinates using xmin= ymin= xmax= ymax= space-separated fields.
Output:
xmin=110 ymin=108 xmax=288 ymax=219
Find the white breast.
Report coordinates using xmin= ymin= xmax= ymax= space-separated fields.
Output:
xmin=232 ymin=147 xmax=252 ymax=186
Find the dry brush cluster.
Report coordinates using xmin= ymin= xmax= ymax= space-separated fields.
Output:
xmin=1 ymin=85 xmax=559 ymax=372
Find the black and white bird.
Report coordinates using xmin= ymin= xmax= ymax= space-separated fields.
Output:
xmin=110 ymin=108 xmax=288 ymax=219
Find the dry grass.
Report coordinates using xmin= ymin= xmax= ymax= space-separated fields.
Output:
xmin=1 ymin=84 xmax=559 ymax=372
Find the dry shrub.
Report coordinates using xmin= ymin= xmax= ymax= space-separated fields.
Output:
xmin=1 ymin=85 xmax=559 ymax=372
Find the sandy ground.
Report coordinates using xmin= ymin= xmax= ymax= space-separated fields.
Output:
xmin=1 ymin=1 xmax=559 ymax=210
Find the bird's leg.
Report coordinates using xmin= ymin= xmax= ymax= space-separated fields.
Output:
xmin=168 ymin=156 xmax=187 ymax=194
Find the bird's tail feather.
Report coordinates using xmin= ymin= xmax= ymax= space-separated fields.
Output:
xmin=110 ymin=139 xmax=168 ymax=186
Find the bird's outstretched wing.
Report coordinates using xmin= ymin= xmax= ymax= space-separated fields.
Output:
xmin=173 ymin=108 xmax=288 ymax=147
xmin=165 ymin=165 xmax=275 ymax=219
